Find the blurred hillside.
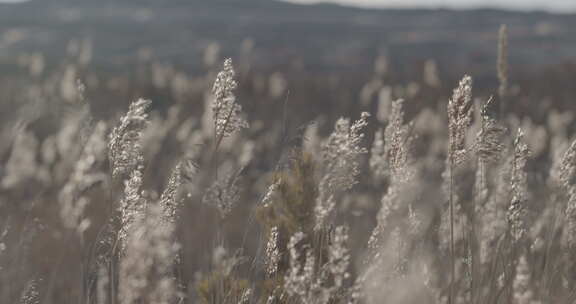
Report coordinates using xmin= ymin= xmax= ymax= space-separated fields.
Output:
xmin=0 ymin=0 xmax=575 ymax=120
xmin=1 ymin=0 xmax=575 ymax=69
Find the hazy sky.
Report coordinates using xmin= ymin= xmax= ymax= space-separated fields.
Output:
xmin=285 ymin=0 xmax=576 ymax=12
xmin=1 ymin=0 xmax=574 ymax=12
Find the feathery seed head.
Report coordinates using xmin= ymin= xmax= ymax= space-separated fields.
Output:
xmin=558 ymin=140 xmax=576 ymax=189
xmin=558 ymin=140 xmax=576 ymax=249
xmin=211 ymin=58 xmax=249 ymax=139
xmin=508 ymin=129 xmax=530 ymax=243
xmin=118 ymin=167 xmax=146 ymax=246
xmin=159 ymin=162 xmax=184 ymax=224
xmin=315 ymin=112 xmax=370 ymax=230
xmin=20 ymin=279 xmax=40 ymax=304
xmin=265 ymin=226 xmax=280 ymax=276
xmin=326 ymin=226 xmax=351 ymax=289
xmin=109 ymin=99 xmax=152 ymax=179
xmin=448 ymin=75 xmax=473 ymax=164
xmin=285 ymin=231 xmax=312 ymax=299
xmin=202 ymin=169 xmax=241 ymax=218
xmin=239 ymin=288 xmax=252 ymax=304
xmin=119 ymin=203 xmax=179 ymax=304
xmin=476 ymin=97 xmax=506 ymax=163
xmin=261 ymin=179 xmax=281 ymax=207
xmin=370 ymin=99 xmax=414 ymax=182
xmin=59 ymin=121 xmax=107 ymax=231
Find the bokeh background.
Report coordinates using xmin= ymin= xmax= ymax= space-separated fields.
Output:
xmin=1 ymin=0 xmax=575 ymax=122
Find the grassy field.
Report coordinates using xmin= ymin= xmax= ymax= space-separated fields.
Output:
xmin=1 ymin=2 xmax=576 ymax=303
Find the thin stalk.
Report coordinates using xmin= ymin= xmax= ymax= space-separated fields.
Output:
xmin=542 ymin=207 xmax=557 ymax=272
xmin=449 ymin=158 xmax=455 ymax=304
xmin=543 ymin=194 xmax=560 ymax=299
xmin=469 ymin=212 xmax=476 ymax=304
xmin=110 ymin=235 xmax=121 ymax=304
xmin=470 ymin=157 xmax=485 ymax=304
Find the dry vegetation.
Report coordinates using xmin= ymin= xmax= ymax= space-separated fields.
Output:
xmin=1 ymin=24 xmax=576 ymax=304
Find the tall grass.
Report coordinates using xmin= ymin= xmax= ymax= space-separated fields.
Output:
xmin=1 ymin=26 xmax=575 ymax=304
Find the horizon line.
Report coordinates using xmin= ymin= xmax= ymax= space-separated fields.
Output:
xmin=281 ymin=0 xmax=576 ymax=14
